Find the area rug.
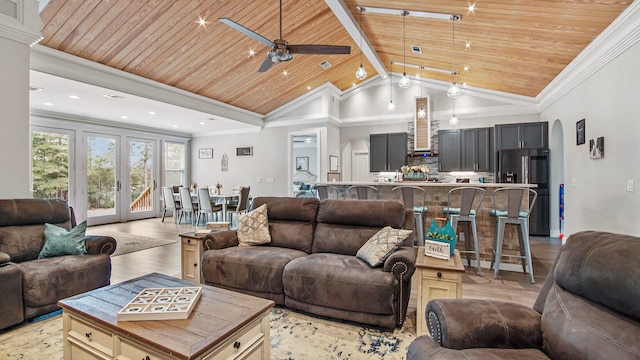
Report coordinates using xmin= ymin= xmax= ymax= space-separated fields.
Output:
xmin=0 ymin=307 xmax=416 ymax=359
xmin=85 ymin=230 xmax=177 ymax=256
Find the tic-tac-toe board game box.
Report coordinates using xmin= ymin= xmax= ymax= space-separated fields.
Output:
xmin=117 ymin=287 xmax=202 ymax=321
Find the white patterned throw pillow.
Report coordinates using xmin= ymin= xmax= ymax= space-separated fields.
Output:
xmin=356 ymin=226 xmax=412 ymax=267
xmin=237 ymin=204 xmax=271 ymax=246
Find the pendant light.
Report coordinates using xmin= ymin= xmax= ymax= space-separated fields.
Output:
xmin=449 ymin=97 xmax=458 ymax=125
xmin=398 ymin=11 xmax=410 ymax=89
xmin=447 ymin=16 xmax=460 ymax=98
xmin=355 ymin=6 xmax=367 ymax=80
xmin=417 ymin=66 xmax=426 ymax=118
xmin=387 ymin=61 xmax=395 ymax=111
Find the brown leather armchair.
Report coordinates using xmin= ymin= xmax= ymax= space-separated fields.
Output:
xmin=407 ymin=231 xmax=640 ymax=359
xmin=0 ymin=199 xmax=116 ymax=330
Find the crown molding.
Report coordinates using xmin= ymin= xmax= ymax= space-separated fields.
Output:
xmin=0 ymin=0 xmax=42 ymax=46
xmin=537 ymin=2 xmax=640 ymax=111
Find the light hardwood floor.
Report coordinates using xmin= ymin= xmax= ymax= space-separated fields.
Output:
xmin=92 ymin=217 xmax=561 ymax=317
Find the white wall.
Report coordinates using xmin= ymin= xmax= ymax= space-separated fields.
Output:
xmin=541 ymin=41 xmax=640 ymax=237
xmin=191 ymin=127 xmax=290 ymax=197
xmin=0 ymin=38 xmax=32 ymax=199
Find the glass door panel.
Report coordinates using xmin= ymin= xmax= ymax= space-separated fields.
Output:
xmin=86 ymin=134 xmax=119 ymax=225
xmin=128 ymin=138 xmax=156 ymax=220
xmin=31 ymin=129 xmax=72 ymax=203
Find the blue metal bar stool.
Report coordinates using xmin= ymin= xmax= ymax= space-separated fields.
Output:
xmin=443 ymin=187 xmax=486 ymax=275
xmin=348 ymin=185 xmax=380 ymax=200
xmin=490 ymin=187 xmax=537 ymax=283
xmin=392 ymin=186 xmax=428 ymax=246
xmin=316 ymin=185 xmax=340 ymax=200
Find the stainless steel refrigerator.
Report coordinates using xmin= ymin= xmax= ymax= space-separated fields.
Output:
xmin=497 ymin=148 xmax=550 ymax=236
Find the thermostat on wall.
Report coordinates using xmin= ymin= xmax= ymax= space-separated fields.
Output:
xmin=236 ymin=146 xmax=253 ymax=157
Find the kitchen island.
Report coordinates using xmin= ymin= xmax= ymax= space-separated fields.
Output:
xmin=316 ymin=181 xmax=537 ymax=270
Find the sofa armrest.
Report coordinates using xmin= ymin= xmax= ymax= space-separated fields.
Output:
xmin=383 ymin=246 xmax=417 ymax=278
xmin=203 ymin=230 xmax=239 ymax=250
xmin=427 ymin=299 xmax=542 ymax=350
xmin=0 ymin=251 xmax=10 ymax=265
xmin=84 ymin=235 xmax=117 ymax=255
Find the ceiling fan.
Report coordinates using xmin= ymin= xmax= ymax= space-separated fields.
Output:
xmin=219 ymin=0 xmax=351 ymax=72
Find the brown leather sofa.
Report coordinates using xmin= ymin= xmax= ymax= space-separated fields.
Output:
xmin=407 ymin=231 xmax=640 ymax=359
xmin=0 ymin=199 xmax=116 ymax=330
xmin=201 ymin=197 xmax=417 ymax=328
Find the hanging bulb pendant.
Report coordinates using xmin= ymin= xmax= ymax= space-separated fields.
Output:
xmin=355 ymin=65 xmax=367 ymax=80
xmin=449 ymin=114 xmax=459 ymax=126
xmin=447 ymin=82 xmax=460 ymax=98
xmin=417 ymin=108 xmax=426 ymax=118
xmin=398 ymin=73 xmax=410 ymax=88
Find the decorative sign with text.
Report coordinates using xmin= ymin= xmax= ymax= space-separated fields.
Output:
xmin=424 ymin=239 xmax=450 ymax=260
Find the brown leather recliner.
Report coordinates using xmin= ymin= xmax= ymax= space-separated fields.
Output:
xmin=0 ymin=199 xmax=116 ymax=330
xmin=407 ymin=231 xmax=640 ymax=359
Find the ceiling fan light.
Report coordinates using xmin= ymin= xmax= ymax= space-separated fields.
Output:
xmin=355 ymin=65 xmax=367 ymax=80
xmin=398 ymin=73 xmax=410 ymax=88
xmin=417 ymin=107 xmax=426 ymax=118
xmin=447 ymin=82 xmax=460 ymax=98
xmin=449 ymin=114 xmax=459 ymax=126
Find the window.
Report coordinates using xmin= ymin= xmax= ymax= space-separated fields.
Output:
xmin=164 ymin=142 xmax=185 ymax=187
xmin=31 ymin=129 xmax=72 ymax=202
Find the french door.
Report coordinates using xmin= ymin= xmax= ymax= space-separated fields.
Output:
xmin=127 ymin=138 xmax=157 ymax=221
xmin=86 ymin=133 xmax=120 ymax=225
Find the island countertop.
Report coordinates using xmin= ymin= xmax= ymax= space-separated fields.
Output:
xmin=316 ymin=181 xmax=537 ymax=188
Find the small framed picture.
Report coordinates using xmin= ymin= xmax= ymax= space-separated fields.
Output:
xmin=296 ymin=157 xmax=309 ymax=171
xmin=329 ymin=155 xmax=339 ymax=172
xmin=198 ymin=148 xmax=213 ymax=159
xmin=576 ymin=119 xmax=585 ymax=145
xmin=589 ymin=137 xmax=604 ymax=159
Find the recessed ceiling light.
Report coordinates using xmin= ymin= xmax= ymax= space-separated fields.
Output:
xmin=103 ymin=94 xmax=125 ymax=100
xmin=282 ymin=70 xmax=288 ymax=76
xmin=307 ymin=86 xmax=311 ymax=90
xmin=465 ymin=42 xmax=471 ymax=48
xmin=30 ymin=86 xmax=42 ymax=92
xmin=199 ymin=122 xmax=205 ymax=125
xmin=68 ymin=95 xmax=80 ymax=100
xmin=172 ymin=125 xmax=179 ymax=128
xmin=197 ymin=17 xmax=209 ymax=27
xmin=148 ymin=111 xmax=156 ymax=115
xmin=120 ymin=116 xmax=128 ymax=119
xmin=248 ymin=48 xmax=255 ymax=57
xmin=464 ymin=65 xmax=469 ymax=71
xmin=352 ymin=83 xmax=356 ymax=87
xmin=44 ymin=102 xmax=53 ymax=106
xmin=468 ymin=4 xmax=475 ymax=13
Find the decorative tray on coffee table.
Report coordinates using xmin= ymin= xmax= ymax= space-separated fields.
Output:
xmin=117 ymin=287 xmax=202 ymax=321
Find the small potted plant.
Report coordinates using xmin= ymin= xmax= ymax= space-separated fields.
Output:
xmin=215 ymin=182 xmax=222 ymax=195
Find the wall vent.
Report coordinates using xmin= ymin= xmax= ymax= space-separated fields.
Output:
xmin=411 ymin=45 xmax=422 ymax=54
xmin=319 ymin=60 xmax=332 ymax=70
xmin=103 ymin=94 xmax=125 ymax=100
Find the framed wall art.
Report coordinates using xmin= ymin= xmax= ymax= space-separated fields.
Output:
xmin=296 ymin=157 xmax=309 ymax=171
xmin=198 ymin=148 xmax=213 ymax=159
xmin=329 ymin=155 xmax=339 ymax=172
xmin=576 ymin=119 xmax=585 ymax=145
xmin=589 ymin=137 xmax=604 ymax=159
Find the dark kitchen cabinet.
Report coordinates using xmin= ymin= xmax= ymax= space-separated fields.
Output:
xmin=438 ymin=130 xmax=461 ymax=171
xmin=369 ymin=132 xmax=407 ymax=172
xmin=462 ymin=127 xmax=493 ymax=171
xmin=496 ymin=122 xmax=548 ymax=150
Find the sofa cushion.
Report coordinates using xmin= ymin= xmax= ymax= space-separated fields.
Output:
xmin=553 ymin=231 xmax=640 ymax=321
xmin=237 ymin=204 xmax=271 ymax=246
xmin=20 ymin=254 xmax=112 ymax=308
xmin=252 ymin=197 xmax=319 ymax=253
xmin=201 ymin=246 xmax=307 ymax=295
xmin=283 ymin=253 xmax=396 ymax=315
xmin=38 ymin=221 xmax=87 ymax=259
xmin=407 ymin=336 xmax=551 ymax=360
xmin=0 ymin=223 xmax=64 ymax=263
xmin=0 ymin=199 xmax=70 ymax=227
xmin=313 ymin=200 xmax=407 ymax=255
xmin=357 ymin=226 xmax=412 ymax=266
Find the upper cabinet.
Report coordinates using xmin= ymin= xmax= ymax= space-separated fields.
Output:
xmin=439 ymin=128 xmax=493 ymax=172
xmin=370 ymin=132 xmax=407 ymax=172
xmin=496 ymin=122 xmax=548 ymax=150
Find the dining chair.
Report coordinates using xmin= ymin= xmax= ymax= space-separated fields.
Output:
xmin=392 ymin=186 xmax=428 ymax=246
xmin=178 ymin=187 xmax=195 ymax=225
xmin=196 ymin=188 xmax=222 ymax=225
xmin=443 ymin=187 xmax=486 ymax=275
xmin=490 ymin=187 xmax=538 ymax=283
xmin=226 ymin=186 xmax=251 ymax=223
xmin=161 ymin=186 xmax=181 ymax=223
xmin=348 ymin=185 xmax=380 ymax=200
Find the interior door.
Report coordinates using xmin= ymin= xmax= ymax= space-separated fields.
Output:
xmin=85 ymin=133 xmax=120 ymax=225
xmin=127 ymin=138 xmax=157 ymax=221
xmin=352 ymin=152 xmax=369 ymax=181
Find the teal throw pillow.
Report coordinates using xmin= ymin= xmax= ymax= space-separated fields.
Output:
xmin=38 ymin=220 xmax=88 ymax=259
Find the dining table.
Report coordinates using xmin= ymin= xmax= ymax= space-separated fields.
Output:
xmin=174 ymin=191 xmax=240 ymax=222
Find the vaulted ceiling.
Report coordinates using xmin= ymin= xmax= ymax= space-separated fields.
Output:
xmin=38 ymin=0 xmax=632 ymax=116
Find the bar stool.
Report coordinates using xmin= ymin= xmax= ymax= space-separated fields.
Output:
xmin=316 ymin=185 xmax=339 ymax=200
xmin=443 ymin=187 xmax=486 ymax=275
xmin=348 ymin=185 xmax=380 ymax=200
xmin=490 ymin=187 xmax=537 ymax=284
xmin=392 ymin=186 xmax=428 ymax=246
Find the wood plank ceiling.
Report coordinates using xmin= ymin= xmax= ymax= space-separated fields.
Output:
xmin=39 ymin=0 xmax=632 ymax=116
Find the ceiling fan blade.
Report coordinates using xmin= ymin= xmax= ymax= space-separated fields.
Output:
xmin=288 ymin=44 xmax=351 ymax=55
xmin=257 ymin=56 xmax=275 ymax=72
xmin=219 ymin=18 xmax=274 ymax=47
